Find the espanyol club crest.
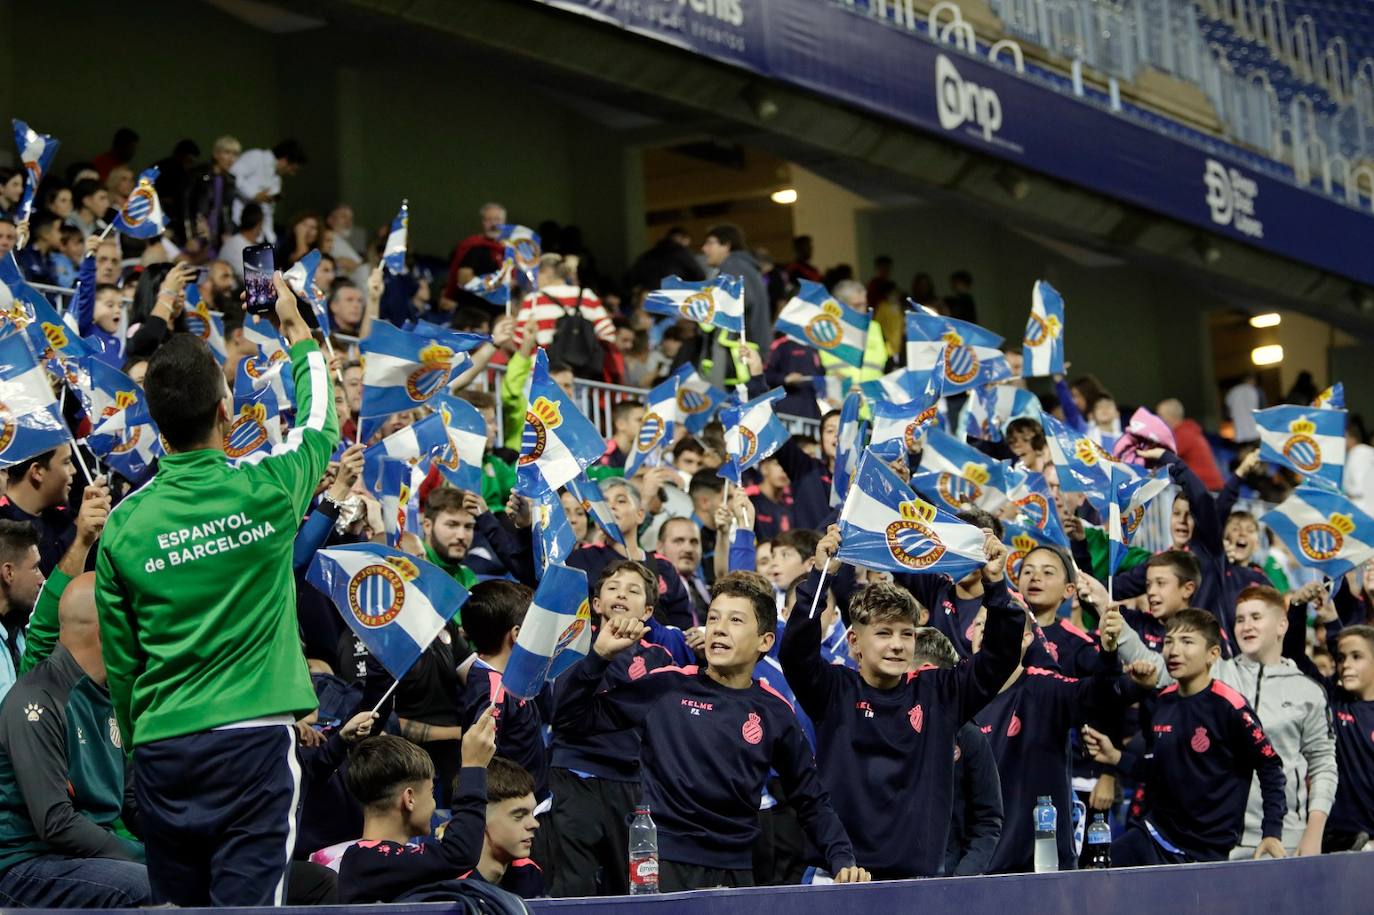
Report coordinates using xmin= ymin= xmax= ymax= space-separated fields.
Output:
xmin=346 ymin=556 xmax=419 ymax=629
xmin=110 ymin=426 xmax=143 ymax=455
xmin=636 ymin=411 xmax=666 ymax=454
xmin=508 ymin=237 xmax=540 ymax=274
xmin=803 ymin=302 xmax=844 ymax=350
xmin=0 ymin=403 xmax=14 ymax=454
xmin=121 ymin=179 xmax=156 ymax=227
xmin=1023 ymin=312 xmax=1061 ymax=348
xmin=1016 ymin=493 xmax=1052 ymax=529
xmin=1074 ymin=437 xmax=1109 ymax=466
xmin=1004 ymin=532 xmax=1037 ymax=582
xmin=1297 ymin=513 xmax=1354 ymax=562
xmin=677 ymin=387 xmax=710 ymax=416
xmin=108 ymin=716 xmax=122 ymax=749
xmin=405 ymin=343 xmax=454 ymax=402
xmin=41 ymin=321 xmax=67 ymax=358
xmin=935 ymin=472 xmax=982 ymax=510
xmin=224 ymin=403 xmax=270 ymax=458
xmin=678 ymin=291 xmax=715 ymax=324
xmin=519 ymin=397 xmax=562 ymax=466
xmin=885 ymin=499 xmax=948 ymax=570
xmin=186 ymin=303 xmax=214 ymax=340
xmin=940 ymin=331 xmax=979 ymax=385
xmin=1122 ymin=504 xmax=1146 ymax=541
xmin=738 ymin=427 xmax=759 ymax=466
xmin=1281 ymin=419 xmax=1322 ymax=473
xmin=554 ymin=599 xmax=592 ymax=656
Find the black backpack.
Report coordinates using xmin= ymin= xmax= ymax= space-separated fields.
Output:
xmin=395 ymin=878 xmax=530 ymax=914
xmin=545 ymin=290 xmax=604 ymax=380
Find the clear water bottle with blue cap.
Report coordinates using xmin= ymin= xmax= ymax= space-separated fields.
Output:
xmin=1033 ymin=795 xmax=1058 ymax=873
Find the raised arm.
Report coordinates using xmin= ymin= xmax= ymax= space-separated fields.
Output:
xmin=781 ymin=550 xmax=845 ymax=719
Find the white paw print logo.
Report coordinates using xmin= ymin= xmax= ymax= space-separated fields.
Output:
xmin=24 ymin=704 xmax=44 ymax=723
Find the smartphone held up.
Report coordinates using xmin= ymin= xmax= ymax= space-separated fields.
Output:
xmin=243 ymin=243 xmax=278 ymax=314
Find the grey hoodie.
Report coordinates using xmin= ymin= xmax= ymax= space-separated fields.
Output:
xmin=716 ymin=249 xmax=772 ymax=352
xmin=1118 ymin=626 xmax=1337 ymax=851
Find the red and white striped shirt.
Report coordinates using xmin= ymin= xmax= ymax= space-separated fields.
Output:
xmin=511 ymin=285 xmax=617 ymax=348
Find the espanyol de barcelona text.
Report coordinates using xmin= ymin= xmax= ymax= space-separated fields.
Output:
xmin=147 ymin=511 xmax=277 ymax=571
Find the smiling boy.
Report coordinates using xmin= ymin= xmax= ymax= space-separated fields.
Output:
xmin=778 ymin=525 xmax=1023 ymax=878
xmin=1084 ymin=609 xmax=1286 ymax=866
xmin=553 ymin=570 xmax=869 ymax=891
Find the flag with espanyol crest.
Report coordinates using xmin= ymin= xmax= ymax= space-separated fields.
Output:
xmin=182 ymin=284 xmax=227 ymax=365
xmin=566 ymin=472 xmax=625 ymax=546
xmin=836 ymin=452 xmax=987 ymax=579
xmin=1107 ymin=464 xmax=1172 ymax=575
xmin=1312 ymin=383 xmax=1344 ymax=411
xmin=644 ymin=275 xmax=744 ymax=337
xmin=223 ymin=361 xmax=283 ymax=462
xmin=283 ymin=249 xmax=330 ymax=335
xmin=1004 ymin=465 xmax=1069 ymax=547
xmin=383 ymin=201 xmax=409 ymax=275
xmin=666 ymin=362 xmax=727 ymax=435
xmin=306 ymin=543 xmax=469 ymax=680
xmin=905 ymin=307 xmax=1011 ymax=394
xmin=1261 ymin=485 xmax=1374 ymax=580
xmin=1255 ymin=404 xmax=1346 ymax=491
xmin=1021 ymin=280 xmax=1065 ymax=377
xmin=358 ymin=320 xmax=485 ymax=420
xmin=718 ymin=387 xmax=789 ymax=485
xmin=516 ymin=348 xmax=606 ymax=497
xmin=0 ymin=331 xmax=74 ymax=469
xmin=499 ymin=224 xmax=542 ymax=289
xmin=623 ymin=373 xmax=679 ymax=480
xmin=1000 ymin=518 xmax=1066 ymax=583
xmin=361 ymin=411 xmax=450 ymax=496
xmin=531 ymin=489 xmax=578 ymax=576
xmin=916 ymin=427 xmax=1008 ymax=511
xmin=502 ymin=563 xmax=592 ymax=699
xmin=110 ymin=167 xmax=168 ymax=239
xmin=830 ymin=391 xmax=866 ymax=508
xmin=775 ymin=279 xmax=870 ymax=367
xmin=429 ymin=394 xmax=486 ymax=496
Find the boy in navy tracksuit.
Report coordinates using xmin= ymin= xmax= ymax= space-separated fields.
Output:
xmin=456 ymin=582 xmax=549 ymax=805
xmin=1084 ymin=609 xmax=1287 ymax=865
xmin=548 ymin=560 xmax=677 ymax=897
xmin=554 ymin=571 xmax=869 ymax=892
xmin=1121 ymin=550 xmax=1201 ymax=653
xmin=1294 ymin=616 xmax=1374 ymax=851
xmin=338 ymin=715 xmax=495 ymax=903
xmin=772 ymin=412 xmax=838 ymax=531
xmin=779 ymin=526 xmax=1022 ymax=878
xmin=972 ymin=591 xmax=1155 ymax=873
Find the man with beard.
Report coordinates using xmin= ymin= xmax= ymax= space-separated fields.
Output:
xmin=0 ymin=523 xmax=46 ymax=703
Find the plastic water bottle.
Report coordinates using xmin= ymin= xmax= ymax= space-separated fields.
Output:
xmin=1084 ymin=813 xmax=1112 ymax=869
xmin=628 ymin=806 xmax=659 ymax=894
xmin=1033 ymin=795 xmax=1059 ymax=873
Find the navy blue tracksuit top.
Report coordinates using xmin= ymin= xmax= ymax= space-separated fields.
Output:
xmin=780 ymin=571 xmax=1025 ymax=878
xmin=553 ymin=653 xmax=856 ymax=872
xmin=1121 ymin=679 xmax=1286 ymax=860
xmin=976 ymin=654 xmax=1147 ymax=873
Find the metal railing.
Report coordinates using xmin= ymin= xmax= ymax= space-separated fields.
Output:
xmin=838 ymin=0 xmax=1374 ymax=212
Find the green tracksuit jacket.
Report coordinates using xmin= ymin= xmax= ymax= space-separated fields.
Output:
xmin=95 ymin=339 xmax=339 ymax=747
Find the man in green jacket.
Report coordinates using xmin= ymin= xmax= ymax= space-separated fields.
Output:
xmin=0 ymin=573 xmax=148 ymax=907
xmin=95 ymin=271 xmax=338 ymax=906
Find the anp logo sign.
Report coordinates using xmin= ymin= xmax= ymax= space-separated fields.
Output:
xmin=936 ymin=54 xmax=1002 ymax=142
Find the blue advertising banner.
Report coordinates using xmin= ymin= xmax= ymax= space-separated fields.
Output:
xmin=534 ymin=0 xmax=1374 ymax=286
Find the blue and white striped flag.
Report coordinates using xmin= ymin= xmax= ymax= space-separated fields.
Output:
xmin=110 ymin=167 xmax=167 ymax=239
xmin=1313 ymin=383 xmax=1344 ymax=411
xmin=869 ymin=396 xmax=941 ymax=463
xmin=1255 ymin=404 xmax=1346 ymax=491
xmin=1108 ymin=465 xmax=1172 ymax=574
xmin=1261 ymin=485 xmax=1374 ymax=580
xmin=182 ymin=285 xmax=227 ymax=365
xmin=644 ymin=275 xmax=744 ymax=337
xmin=918 ymin=427 xmax=1008 ymax=510
xmin=379 ymin=457 xmax=411 ymax=547
xmin=1001 ymin=518 xmax=1068 ymax=583
xmin=860 ymin=366 xmax=929 ymax=405
xmin=962 ymin=384 xmax=1042 ymax=442
xmin=463 ymin=258 xmax=513 ymax=308
xmin=718 ymin=387 xmax=789 ymax=485
xmin=83 ymin=358 xmax=152 ymax=438
xmin=775 ymin=279 xmax=870 ymax=367
xmin=362 ymin=411 xmax=451 ymax=496
xmin=905 ymin=308 xmax=1011 ymax=394
xmin=836 ymin=452 xmax=987 ymax=579
xmin=566 ymin=473 xmax=625 ymax=545
xmin=0 ymin=332 xmax=73 ymax=469
xmin=359 ymin=321 xmax=485 ymax=419
xmin=1022 ymin=280 xmax=1065 ymax=377
xmin=283 ymin=249 xmax=330 ymax=335
xmin=667 ymin=362 xmax=727 ymax=434
xmin=11 ymin=119 xmax=58 ymax=234
xmin=502 ymin=563 xmax=591 ymax=699
xmin=532 ymin=489 xmax=577 ymax=576
xmin=516 ymin=348 xmax=605 ymax=497
xmin=306 ymin=544 xmax=469 ymax=680
xmin=910 ymin=470 xmax=996 ymax=515
xmin=430 ymin=394 xmax=486 ymax=495
xmin=1004 ymin=465 xmax=1069 ymax=547
xmin=624 ymin=374 xmax=679 ymax=480
xmin=499 ymin=224 xmax=542 ymax=288
xmin=0 ymin=252 xmax=92 ymax=379
xmin=383 ymin=200 xmax=409 ymax=275
xmin=831 ymin=391 xmax=866 ymax=508
xmin=223 ymin=367 xmax=282 ymax=462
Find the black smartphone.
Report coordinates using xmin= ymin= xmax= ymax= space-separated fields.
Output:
xmin=243 ymin=243 xmax=277 ymax=314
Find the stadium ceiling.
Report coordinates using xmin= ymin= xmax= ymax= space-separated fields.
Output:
xmin=267 ymin=0 xmax=1374 ymax=341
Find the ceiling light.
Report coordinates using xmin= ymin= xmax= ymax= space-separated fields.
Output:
xmin=770 ymin=188 xmax=798 ymax=205
xmin=1250 ymin=344 xmax=1283 ymax=366
xmin=1248 ymin=312 xmax=1281 ymax=328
